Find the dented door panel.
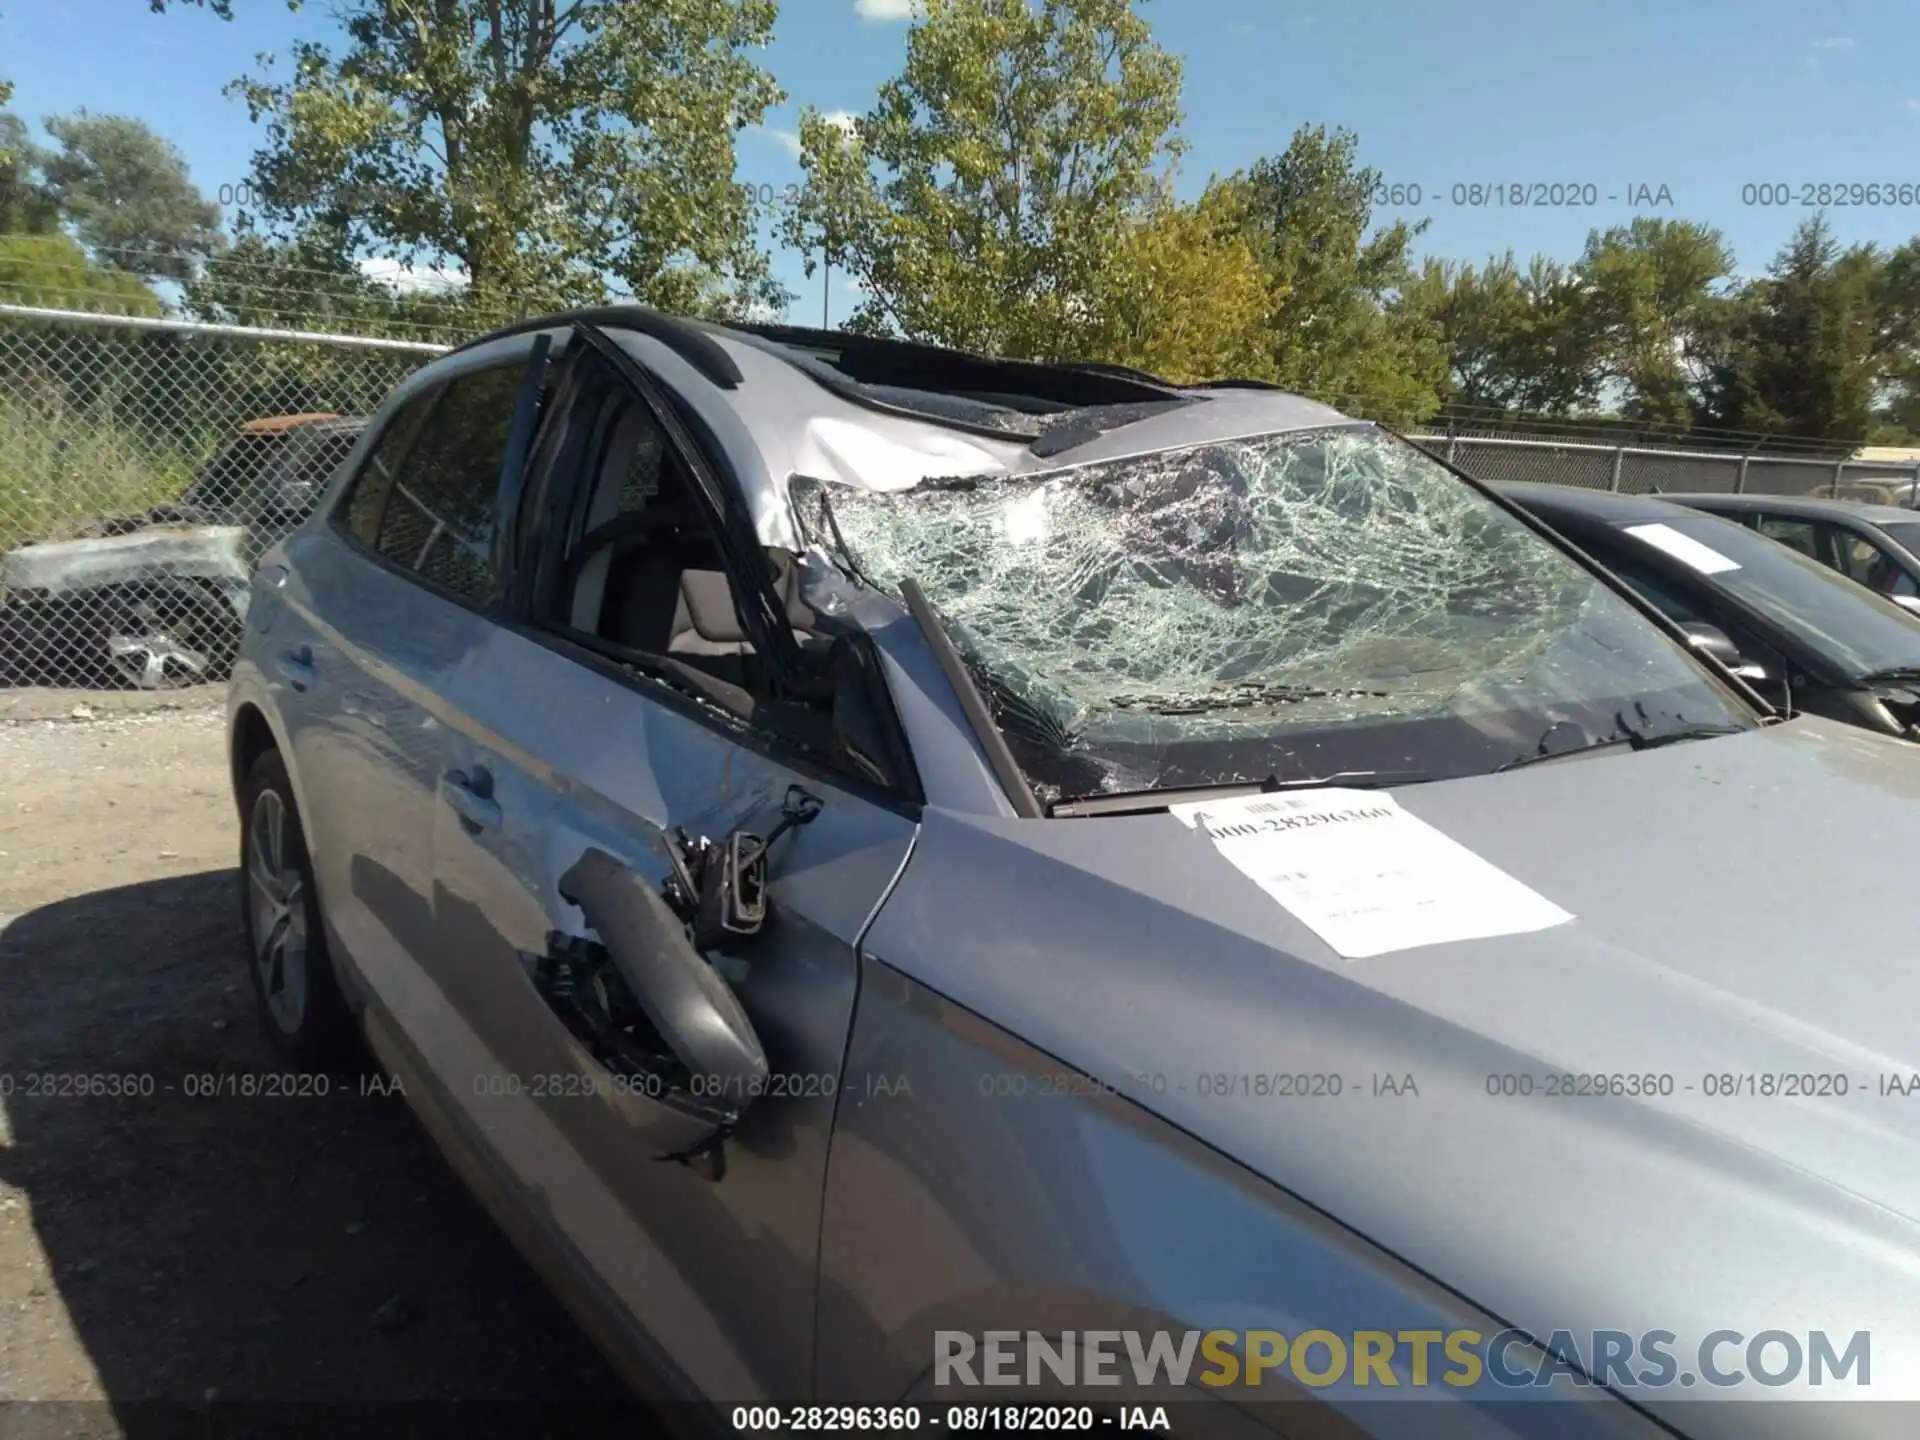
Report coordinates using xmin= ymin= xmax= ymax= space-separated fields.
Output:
xmin=272 ymin=526 xmax=460 ymax=995
xmin=424 ymin=615 xmax=914 ymax=1400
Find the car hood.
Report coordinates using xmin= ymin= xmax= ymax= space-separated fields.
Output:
xmin=2 ymin=524 xmax=251 ymax=594
xmin=861 ymin=714 xmax=1920 ymax=1411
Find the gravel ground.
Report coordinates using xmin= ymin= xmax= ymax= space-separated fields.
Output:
xmin=0 ymin=688 xmax=632 ymax=1431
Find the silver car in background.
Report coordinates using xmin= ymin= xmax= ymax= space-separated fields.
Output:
xmin=228 ymin=310 xmax=1920 ymax=1438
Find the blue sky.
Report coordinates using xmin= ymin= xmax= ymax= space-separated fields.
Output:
xmin=6 ymin=0 xmax=1920 ymax=321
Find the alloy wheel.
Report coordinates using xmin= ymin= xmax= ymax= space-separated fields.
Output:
xmin=246 ymin=788 xmax=310 ymax=1034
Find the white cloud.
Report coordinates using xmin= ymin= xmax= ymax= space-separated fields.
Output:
xmin=746 ymin=123 xmax=804 ymax=159
xmin=749 ymin=111 xmax=857 ymax=161
xmin=1903 ymin=98 xmax=1920 ymax=110
xmin=356 ymin=257 xmax=468 ymax=294
xmin=854 ymin=0 xmax=922 ymax=21
xmin=1805 ymin=35 xmax=1855 ymax=71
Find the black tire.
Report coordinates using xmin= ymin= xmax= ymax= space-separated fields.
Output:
xmin=239 ymin=748 xmax=351 ymax=1068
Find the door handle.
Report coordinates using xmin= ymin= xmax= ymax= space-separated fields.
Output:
xmin=277 ymin=644 xmax=315 ymax=692
xmin=441 ymin=767 xmax=501 ymax=833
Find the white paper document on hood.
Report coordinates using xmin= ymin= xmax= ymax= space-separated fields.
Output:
xmin=1168 ymin=789 xmax=1573 ymax=959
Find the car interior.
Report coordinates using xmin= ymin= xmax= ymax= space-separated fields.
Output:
xmin=532 ymin=379 xmax=918 ymax=799
xmin=552 ymin=389 xmax=825 ymax=701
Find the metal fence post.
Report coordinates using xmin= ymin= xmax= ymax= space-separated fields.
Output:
xmin=1445 ymin=425 xmax=1458 ymax=466
xmin=1608 ymin=446 xmax=1624 ymax=492
xmin=1834 ymin=459 xmax=1846 ymax=495
xmin=1735 ymin=455 xmax=1749 ymax=494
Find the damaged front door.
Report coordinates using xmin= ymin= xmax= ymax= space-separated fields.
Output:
xmin=424 ymin=325 xmax=919 ymax=1401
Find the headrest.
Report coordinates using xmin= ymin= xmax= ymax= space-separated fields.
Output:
xmin=677 ymin=552 xmax=813 ymax=643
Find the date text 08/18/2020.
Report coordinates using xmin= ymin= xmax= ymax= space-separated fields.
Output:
xmin=728 ymin=1405 xmax=1167 ymax=1434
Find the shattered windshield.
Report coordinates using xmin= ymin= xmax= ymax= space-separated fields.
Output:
xmin=821 ymin=424 xmax=1756 ymax=803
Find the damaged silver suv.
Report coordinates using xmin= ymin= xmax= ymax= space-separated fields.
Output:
xmin=228 ymin=309 xmax=1920 ymax=1437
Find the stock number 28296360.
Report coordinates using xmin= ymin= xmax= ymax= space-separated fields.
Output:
xmin=1485 ymin=1072 xmax=1676 ymax=1098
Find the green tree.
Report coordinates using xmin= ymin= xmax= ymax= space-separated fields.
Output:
xmin=1081 ymin=183 xmax=1277 ymax=383
xmin=1696 ymin=216 xmax=1884 ymax=442
xmin=207 ymin=0 xmax=786 ymax=317
xmin=1229 ymin=126 xmax=1446 ymax=425
xmin=146 ymin=0 xmax=241 ymax=12
xmin=1875 ymin=361 xmax=1920 ymax=443
xmin=1404 ymin=252 xmax=1602 ymax=416
xmin=1573 ymin=218 xmax=1733 ymax=428
xmin=0 ymin=111 xmax=59 ymax=235
xmin=0 ymin=99 xmax=164 ymax=313
xmin=782 ymin=0 xmax=1186 ymax=358
xmin=1875 ymin=238 xmax=1920 ymax=354
xmin=182 ymin=228 xmax=486 ymax=342
xmin=0 ymin=231 xmax=163 ymax=313
xmin=37 ymin=111 xmax=225 ymax=279
xmin=1872 ymin=240 xmax=1920 ymax=441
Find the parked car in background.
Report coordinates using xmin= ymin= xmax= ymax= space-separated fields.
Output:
xmin=1805 ymin=478 xmax=1920 ymax=509
xmin=1502 ymin=482 xmax=1920 ymax=740
xmin=0 ymin=512 xmax=252 ymax=689
xmin=226 ymin=306 xmax=1920 ymax=1431
xmin=179 ymin=413 xmax=367 ymax=557
xmin=0 ymin=412 xmax=363 ymax=688
xmin=1806 ymin=447 xmax=1920 ymax=508
xmin=1657 ymin=491 xmax=1920 ymax=614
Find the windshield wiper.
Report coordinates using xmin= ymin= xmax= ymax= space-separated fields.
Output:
xmin=1049 ymin=769 xmax=1434 ymax=819
xmin=1857 ymin=666 xmax=1920 ymax=688
xmin=1496 ymin=717 xmax=1748 ymax=773
xmin=1107 ymin=683 xmax=1391 ymax=716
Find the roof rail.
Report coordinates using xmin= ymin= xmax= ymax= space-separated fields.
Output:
xmin=447 ymin=306 xmax=744 ymax=389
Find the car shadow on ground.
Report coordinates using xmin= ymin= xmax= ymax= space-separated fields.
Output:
xmin=0 ymin=869 xmax=640 ymax=1434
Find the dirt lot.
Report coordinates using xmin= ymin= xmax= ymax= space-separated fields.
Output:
xmin=0 ymin=686 xmax=633 ymax=1433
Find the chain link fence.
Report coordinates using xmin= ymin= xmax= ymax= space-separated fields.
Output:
xmin=0 ymin=304 xmax=444 ymax=690
xmin=6 ymin=300 xmax=1920 ymax=693
xmin=1409 ymin=432 xmax=1920 ymax=506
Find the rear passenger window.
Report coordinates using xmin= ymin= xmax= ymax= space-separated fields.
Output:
xmin=369 ymin=364 xmax=528 ymax=603
xmin=1755 ymin=516 xmax=1821 ymax=563
xmin=186 ymin=431 xmax=280 ymax=513
xmin=1835 ymin=534 xmax=1880 ymax=584
xmin=285 ymin=427 xmax=362 ymax=505
xmin=1832 ymin=532 xmax=1915 ymax=597
xmin=338 ymin=390 xmax=438 ymax=545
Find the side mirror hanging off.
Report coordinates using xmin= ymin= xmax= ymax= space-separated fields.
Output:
xmin=545 ymin=790 xmax=822 ymax=1169
xmin=554 ymin=849 xmax=768 ymax=1164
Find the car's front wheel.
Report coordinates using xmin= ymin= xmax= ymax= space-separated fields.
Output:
xmin=240 ymin=749 xmax=350 ymax=1067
